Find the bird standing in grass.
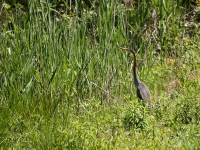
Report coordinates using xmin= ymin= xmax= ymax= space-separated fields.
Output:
xmin=119 ymin=47 xmax=152 ymax=106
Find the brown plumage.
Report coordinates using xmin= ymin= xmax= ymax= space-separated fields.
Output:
xmin=119 ymin=47 xmax=151 ymax=106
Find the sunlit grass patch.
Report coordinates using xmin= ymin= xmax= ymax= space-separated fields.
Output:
xmin=0 ymin=0 xmax=200 ymax=149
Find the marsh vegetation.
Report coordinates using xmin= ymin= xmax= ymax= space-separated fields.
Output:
xmin=0 ymin=0 xmax=200 ymax=149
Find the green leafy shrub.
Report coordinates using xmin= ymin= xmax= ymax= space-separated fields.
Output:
xmin=123 ymin=102 xmax=148 ymax=131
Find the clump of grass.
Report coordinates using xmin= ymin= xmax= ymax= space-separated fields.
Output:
xmin=123 ymin=102 xmax=149 ymax=131
xmin=0 ymin=0 xmax=200 ymax=149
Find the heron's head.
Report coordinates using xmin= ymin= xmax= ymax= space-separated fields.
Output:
xmin=118 ymin=47 xmax=135 ymax=54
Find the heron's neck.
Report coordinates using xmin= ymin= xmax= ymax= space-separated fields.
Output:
xmin=133 ymin=52 xmax=140 ymax=86
xmin=133 ymin=64 xmax=140 ymax=86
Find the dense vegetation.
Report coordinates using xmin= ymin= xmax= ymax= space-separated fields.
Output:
xmin=0 ymin=0 xmax=200 ymax=149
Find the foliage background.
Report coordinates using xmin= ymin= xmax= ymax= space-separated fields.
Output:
xmin=0 ymin=0 xmax=200 ymax=149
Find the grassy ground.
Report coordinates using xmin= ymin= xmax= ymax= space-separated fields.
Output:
xmin=0 ymin=1 xmax=200 ymax=149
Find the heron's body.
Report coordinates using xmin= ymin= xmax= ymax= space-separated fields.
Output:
xmin=119 ymin=47 xmax=151 ymax=106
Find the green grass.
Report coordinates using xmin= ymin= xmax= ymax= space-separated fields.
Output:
xmin=0 ymin=0 xmax=200 ymax=149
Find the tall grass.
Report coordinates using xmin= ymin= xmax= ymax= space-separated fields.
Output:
xmin=0 ymin=0 xmax=200 ymax=149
